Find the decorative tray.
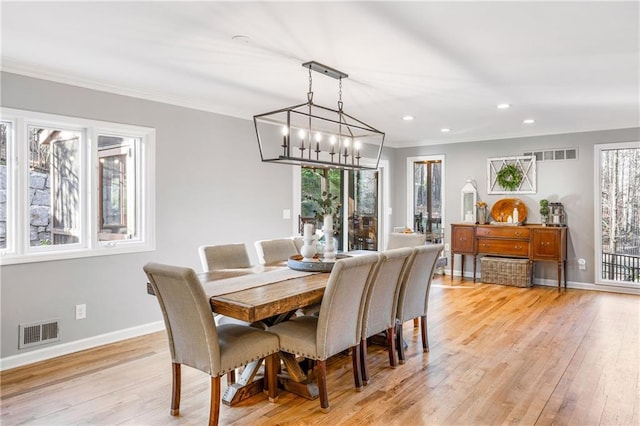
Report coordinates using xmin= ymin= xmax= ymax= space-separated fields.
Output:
xmin=491 ymin=198 xmax=528 ymax=224
xmin=287 ymin=254 xmax=350 ymax=272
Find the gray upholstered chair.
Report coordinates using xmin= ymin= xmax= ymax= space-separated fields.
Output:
xmin=255 ymin=238 xmax=299 ymax=265
xmin=386 ymin=232 xmax=426 ymax=250
xmin=291 ymin=236 xmax=304 ymax=253
xmin=268 ymin=253 xmax=380 ymax=413
xmin=198 ymin=243 xmax=252 ymax=272
xmin=360 ymin=247 xmax=413 ymax=385
xmin=395 ymin=244 xmax=444 ymax=363
xmin=143 ymin=263 xmax=280 ymax=426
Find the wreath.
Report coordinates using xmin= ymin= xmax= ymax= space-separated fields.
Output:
xmin=496 ymin=164 xmax=523 ymax=191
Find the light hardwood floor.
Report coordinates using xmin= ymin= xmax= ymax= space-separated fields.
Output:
xmin=2 ymin=277 xmax=639 ymax=425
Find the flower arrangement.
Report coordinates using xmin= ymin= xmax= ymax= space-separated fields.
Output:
xmin=476 ymin=201 xmax=487 ymax=208
xmin=305 ymin=191 xmax=342 ymax=229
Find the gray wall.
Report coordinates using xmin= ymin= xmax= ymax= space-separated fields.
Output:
xmin=0 ymin=72 xmax=302 ymax=359
xmin=1 ymin=71 xmax=638 ymax=361
xmin=393 ymin=128 xmax=640 ymax=284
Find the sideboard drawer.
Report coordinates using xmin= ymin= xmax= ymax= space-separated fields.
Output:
xmin=475 ymin=226 xmax=530 ymax=239
xmin=476 ymin=238 xmax=530 ymax=257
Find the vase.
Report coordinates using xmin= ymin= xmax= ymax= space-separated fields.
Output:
xmin=322 ymin=215 xmax=336 ymax=261
xmin=477 ymin=207 xmax=487 ymax=224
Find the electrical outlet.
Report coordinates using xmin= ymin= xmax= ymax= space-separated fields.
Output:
xmin=75 ymin=304 xmax=86 ymax=320
xmin=444 ymin=243 xmax=450 ymax=251
xmin=578 ymin=258 xmax=586 ymax=270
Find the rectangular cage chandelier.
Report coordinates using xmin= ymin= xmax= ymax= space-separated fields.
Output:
xmin=254 ymin=61 xmax=385 ymax=171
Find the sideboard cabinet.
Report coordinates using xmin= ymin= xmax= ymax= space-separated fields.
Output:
xmin=450 ymin=224 xmax=567 ymax=289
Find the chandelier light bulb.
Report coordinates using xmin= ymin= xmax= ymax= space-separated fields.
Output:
xmin=344 ymin=138 xmax=350 ymax=147
xmin=330 ymin=135 xmax=336 ymax=145
xmin=281 ymin=126 xmax=289 ymax=136
xmin=298 ymin=129 xmax=306 ymax=138
xmin=314 ymin=132 xmax=322 ymax=142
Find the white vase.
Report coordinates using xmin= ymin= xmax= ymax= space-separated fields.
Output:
xmin=322 ymin=216 xmax=336 ymax=261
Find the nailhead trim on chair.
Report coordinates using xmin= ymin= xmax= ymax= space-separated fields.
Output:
xmin=219 ymin=349 xmax=280 ymax=374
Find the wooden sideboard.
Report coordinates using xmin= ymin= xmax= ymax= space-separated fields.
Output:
xmin=450 ymin=224 xmax=567 ymax=290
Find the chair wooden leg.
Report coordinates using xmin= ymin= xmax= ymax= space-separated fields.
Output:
xmin=387 ymin=326 xmax=397 ymax=368
xmin=413 ymin=318 xmax=419 ymax=328
xmin=352 ymin=344 xmax=363 ymax=391
xmin=226 ymin=369 xmax=236 ymax=385
xmin=360 ymin=339 xmax=369 ymax=385
xmin=420 ymin=315 xmax=429 ymax=352
xmin=171 ymin=362 xmax=181 ymax=416
xmin=209 ymin=376 xmax=221 ymax=426
xmin=316 ymin=360 xmax=330 ymax=413
xmin=396 ymin=322 xmax=406 ymax=364
xmin=265 ymin=353 xmax=279 ymax=402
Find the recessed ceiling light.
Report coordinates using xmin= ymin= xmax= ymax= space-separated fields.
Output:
xmin=497 ymin=103 xmax=511 ymax=109
xmin=402 ymin=115 xmax=414 ymax=121
xmin=440 ymin=128 xmax=451 ymax=133
xmin=523 ymin=119 xmax=535 ymax=124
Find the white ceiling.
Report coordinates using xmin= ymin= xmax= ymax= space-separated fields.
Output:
xmin=2 ymin=1 xmax=639 ymax=148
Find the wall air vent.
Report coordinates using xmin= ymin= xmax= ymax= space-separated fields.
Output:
xmin=524 ymin=148 xmax=578 ymax=162
xmin=19 ymin=319 xmax=60 ymax=349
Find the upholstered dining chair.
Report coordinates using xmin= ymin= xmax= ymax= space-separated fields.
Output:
xmin=360 ymin=247 xmax=414 ymax=385
xmin=395 ymin=244 xmax=444 ymax=364
xmin=143 ymin=263 xmax=280 ymax=426
xmin=198 ymin=243 xmax=252 ymax=272
xmin=268 ymin=253 xmax=380 ymax=413
xmin=386 ymin=232 xmax=426 ymax=250
xmin=255 ymin=238 xmax=299 ymax=265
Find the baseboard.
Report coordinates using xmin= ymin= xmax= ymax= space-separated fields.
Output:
xmin=448 ymin=269 xmax=640 ymax=295
xmin=0 ymin=320 xmax=165 ymax=371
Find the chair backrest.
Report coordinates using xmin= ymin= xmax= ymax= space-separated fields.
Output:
xmin=316 ymin=253 xmax=380 ymax=359
xmin=361 ymin=247 xmax=414 ymax=340
xmin=143 ymin=262 xmax=221 ymax=375
xmin=198 ymin=243 xmax=252 ymax=271
xmin=291 ymin=236 xmax=304 ymax=253
xmin=396 ymin=244 xmax=444 ymax=323
xmin=386 ymin=232 xmax=426 ymax=250
xmin=255 ymin=238 xmax=299 ymax=265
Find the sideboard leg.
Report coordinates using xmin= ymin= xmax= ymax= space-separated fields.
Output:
xmin=472 ymin=256 xmax=477 ymax=282
xmin=557 ymin=261 xmax=562 ymax=292
xmin=451 ymin=254 xmax=455 ymax=281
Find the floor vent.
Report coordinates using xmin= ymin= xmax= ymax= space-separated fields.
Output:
xmin=19 ymin=320 xmax=60 ymax=349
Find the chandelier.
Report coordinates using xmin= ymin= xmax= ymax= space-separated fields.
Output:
xmin=254 ymin=61 xmax=385 ymax=170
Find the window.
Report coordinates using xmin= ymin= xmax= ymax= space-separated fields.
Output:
xmin=0 ymin=108 xmax=155 ymax=264
xmin=407 ymin=155 xmax=445 ymax=243
xmin=595 ymin=142 xmax=640 ymax=287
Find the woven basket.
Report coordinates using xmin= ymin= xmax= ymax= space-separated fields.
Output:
xmin=481 ymin=257 xmax=531 ymax=287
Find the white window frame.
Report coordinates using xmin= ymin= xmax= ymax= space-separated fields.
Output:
xmin=594 ymin=141 xmax=639 ymax=288
xmin=0 ymin=108 xmax=155 ymax=265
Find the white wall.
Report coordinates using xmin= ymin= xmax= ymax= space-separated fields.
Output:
xmin=394 ymin=128 xmax=640 ymax=287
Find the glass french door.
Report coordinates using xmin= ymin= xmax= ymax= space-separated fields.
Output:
xmin=409 ymin=156 xmax=444 ymax=243
xmin=348 ymin=170 xmax=379 ymax=251
xmin=596 ymin=142 xmax=640 ymax=287
xmin=300 ymin=167 xmax=382 ymax=252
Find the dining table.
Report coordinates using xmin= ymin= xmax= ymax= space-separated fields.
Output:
xmin=197 ymin=264 xmax=332 ymax=406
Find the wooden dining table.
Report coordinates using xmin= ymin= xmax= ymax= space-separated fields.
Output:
xmin=197 ymin=264 xmax=331 ymax=406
